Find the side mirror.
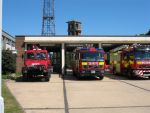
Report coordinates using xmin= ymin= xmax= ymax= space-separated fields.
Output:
xmin=130 ymin=55 xmax=134 ymax=60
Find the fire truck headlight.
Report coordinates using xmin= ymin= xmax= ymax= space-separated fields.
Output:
xmin=82 ymin=62 xmax=87 ymax=65
xmin=137 ymin=61 xmax=142 ymax=65
xmin=99 ymin=62 xmax=104 ymax=65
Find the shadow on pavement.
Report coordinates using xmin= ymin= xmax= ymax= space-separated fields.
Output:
xmin=105 ymin=74 xmax=149 ymax=81
xmin=62 ymin=73 xmax=104 ymax=81
xmin=62 ymin=74 xmax=77 ymax=81
xmin=15 ymin=76 xmax=50 ymax=82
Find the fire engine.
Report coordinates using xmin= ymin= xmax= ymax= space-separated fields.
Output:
xmin=110 ymin=44 xmax=150 ymax=79
xmin=22 ymin=45 xmax=52 ymax=81
xmin=72 ymin=47 xmax=105 ymax=79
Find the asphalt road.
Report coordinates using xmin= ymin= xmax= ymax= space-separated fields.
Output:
xmin=6 ymin=74 xmax=150 ymax=113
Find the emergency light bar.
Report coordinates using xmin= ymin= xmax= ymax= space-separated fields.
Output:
xmin=80 ymin=48 xmax=103 ymax=51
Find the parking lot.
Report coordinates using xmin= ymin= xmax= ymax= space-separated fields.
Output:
xmin=6 ymin=74 xmax=150 ymax=113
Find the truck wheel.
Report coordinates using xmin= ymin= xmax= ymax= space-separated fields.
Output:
xmin=76 ymin=76 xmax=81 ymax=80
xmin=45 ymin=77 xmax=50 ymax=81
xmin=44 ymin=73 xmax=50 ymax=82
xmin=127 ymin=71 xmax=134 ymax=79
xmin=113 ymin=69 xmax=117 ymax=75
xmin=99 ymin=76 xmax=104 ymax=80
xmin=76 ymin=73 xmax=82 ymax=80
xmin=22 ymin=75 xmax=28 ymax=81
xmin=73 ymin=71 xmax=76 ymax=76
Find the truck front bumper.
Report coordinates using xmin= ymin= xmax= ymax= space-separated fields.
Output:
xmin=133 ymin=69 xmax=150 ymax=78
xmin=22 ymin=66 xmax=48 ymax=76
xmin=80 ymin=70 xmax=104 ymax=77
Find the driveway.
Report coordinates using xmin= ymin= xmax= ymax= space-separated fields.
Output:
xmin=6 ymin=74 xmax=150 ymax=113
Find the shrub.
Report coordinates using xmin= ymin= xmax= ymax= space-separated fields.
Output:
xmin=2 ymin=50 xmax=16 ymax=74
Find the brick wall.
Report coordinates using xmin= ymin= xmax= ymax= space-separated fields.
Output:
xmin=16 ymin=36 xmax=25 ymax=73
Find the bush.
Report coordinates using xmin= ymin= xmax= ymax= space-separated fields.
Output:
xmin=2 ymin=50 xmax=16 ymax=74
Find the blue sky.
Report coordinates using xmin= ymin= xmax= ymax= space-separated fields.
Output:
xmin=2 ymin=0 xmax=150 ymax=36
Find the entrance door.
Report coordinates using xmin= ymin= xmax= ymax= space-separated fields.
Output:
xmin=51 ymin=52 xmax=61 ymax=73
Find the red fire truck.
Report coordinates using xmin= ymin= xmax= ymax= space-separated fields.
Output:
xmin=110 ymin=44 xmax=150 ymax=79
xmin=72 ymin=47 xmax=105 ymax=79
xmin=22 ymin=47 xmax=52 ymax=81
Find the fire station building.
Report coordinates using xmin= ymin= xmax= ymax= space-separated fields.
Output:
xmin=16 ymin=21 xmax=150 ymax=74
xmin=16 ymin=35 xmax=150 ymax=74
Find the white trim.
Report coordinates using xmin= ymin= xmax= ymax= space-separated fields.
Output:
xmin=2 ymin=31 xmax=15 ymax=42
xmin=25 ymin=36 xmax=150 ymax=43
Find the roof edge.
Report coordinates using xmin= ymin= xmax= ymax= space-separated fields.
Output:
xmin=15 ymin=35 xmax=150 ymax=37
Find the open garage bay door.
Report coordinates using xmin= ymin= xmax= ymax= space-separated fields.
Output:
xmin=40 ymin=44 xmax=62 ymax=74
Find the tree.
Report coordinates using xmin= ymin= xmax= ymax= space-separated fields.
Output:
xmin=146 ymin=29 xmax=150 ymax=35
xmin=2 ymin=50 xmax=16 ymax=74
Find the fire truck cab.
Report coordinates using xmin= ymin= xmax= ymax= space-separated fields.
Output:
xmin=72 ymin=47 xmax=105 ymax=80
xmin=22 ymin=47 xmax=52 ymax=81
xmin=110 ymin=44 xmax=150 ymax=79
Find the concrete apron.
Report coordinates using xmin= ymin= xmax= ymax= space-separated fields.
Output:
xmin=6 ymin=74 xmax=64 ymax=113
xmin=5 ymin=74 xmax=150 ymax=113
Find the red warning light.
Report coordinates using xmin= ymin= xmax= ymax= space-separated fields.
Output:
xmin=89 ymin=47 xmax=96 ymax=51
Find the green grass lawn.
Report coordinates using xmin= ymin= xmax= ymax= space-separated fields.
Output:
xmin=2 ymin=79 xmax=24 ymax=113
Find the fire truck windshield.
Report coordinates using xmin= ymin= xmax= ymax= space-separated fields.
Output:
xmin=135 ymin=51 xmax=150 ymax=60
xmin=81 ymin=52 xmax=103 ymax=60
xmin=27 ymin=52 xmax=46 ymax=60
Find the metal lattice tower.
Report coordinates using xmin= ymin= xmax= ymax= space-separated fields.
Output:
xmin=42 ymin=0 xmax=55 ymax=36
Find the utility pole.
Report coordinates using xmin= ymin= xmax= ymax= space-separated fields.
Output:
xmin=0 ymin=0 xmax=4 ymax=112
xmin=42 ymin=0 xmax=55 ymax=36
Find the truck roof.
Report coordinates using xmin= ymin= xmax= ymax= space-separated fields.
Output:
xmin=76 ymin=47 xmax=104 ymax=53
xmin=79 ymin=48 xmax=103 ymax=51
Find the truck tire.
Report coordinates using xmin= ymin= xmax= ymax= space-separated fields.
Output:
xmin=76 ymin=76 xmax=82 ymax=80
xmin=76 ymin=73 xmax=82 ymax=80
xmin=127 ymin=70 xmax=134 ymax=79
xmin=99 ymin=76 xmax=104 ymax=80
xmin=45 ymin=77 xmax=50 ymax=81
xmin=113 ymin=69 xmax=117 ymax=75
xmin=73 ymin=71 xmax=76 ymax=76
xmin=44 ymin=73 xmax=50 ymax=82
xmin=22 ymin=74 xmax=28 ymax=81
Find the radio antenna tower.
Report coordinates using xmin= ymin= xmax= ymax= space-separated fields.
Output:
xmin=42 ymin=0 xmax=55 ymax=36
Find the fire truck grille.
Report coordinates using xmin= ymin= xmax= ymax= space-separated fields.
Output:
xmin=84 ymin=65 xmax=103 ymax=69
xmin=27 ymin=65 xmax=45 ymax=70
